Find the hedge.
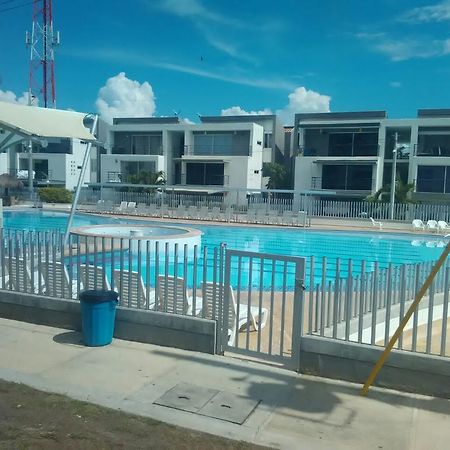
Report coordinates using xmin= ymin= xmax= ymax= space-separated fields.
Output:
xmin=38 ymin=187 xmax=73 ymax=203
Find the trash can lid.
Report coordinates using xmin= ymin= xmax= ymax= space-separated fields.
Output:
xmin=79 ymin=290 xmax=119 ymax=303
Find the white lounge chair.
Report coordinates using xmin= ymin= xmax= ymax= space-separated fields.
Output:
xmin=116 ymin=201 xmax=128 ymax=214
xmin=157 ymin=276 xmax=202 ymax=316
xmin=200 ymin=282 xmax=268 ymax=346
xmin=412 ymin=219 xmax=425 ymax=231
xmin=426 ymin=220 xmax=439 ymax=233
xmin=126 ymin=201 xmax=137 ymax=214
xmin=43 ymin=260 xmax=77 ymax=299
xmin=370 ymin=217 xmax=383 ymax=230
xmin=3 ymin=256 xmax=43 ymax=294
xmin=79 ymin=264 xmax=111 ymax=291
xmin=281 ymin=210 xmax=295 ymax=226
xmin=438 ymin=221 xmax=450 ymax=233
xmin=113 ymin=270 xmax=155 ymax=309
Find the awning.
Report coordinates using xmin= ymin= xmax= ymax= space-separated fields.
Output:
xmin=0 ymin=101 xmax=96 ymax=152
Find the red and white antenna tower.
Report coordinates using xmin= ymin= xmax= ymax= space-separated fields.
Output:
xmin=25 ymin=0 xmax=60 ymax=108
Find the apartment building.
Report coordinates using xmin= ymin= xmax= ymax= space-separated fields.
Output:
xmin=104 ymin=116 xmax=265 ymax=203
xmin=293 ymin=110 xmax=450 ymax=202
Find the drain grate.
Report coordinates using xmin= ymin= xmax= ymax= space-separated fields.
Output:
xmin=154 ymin=383 xmax=260 ymax=425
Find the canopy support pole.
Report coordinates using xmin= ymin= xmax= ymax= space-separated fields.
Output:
xmin=64 ymin=115 xmax=98 ymax=246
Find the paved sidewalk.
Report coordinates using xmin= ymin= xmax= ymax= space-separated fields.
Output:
xmin=0 ymin=318 xmax=449 ymax=449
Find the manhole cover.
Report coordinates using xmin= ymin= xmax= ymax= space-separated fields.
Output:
xmin=154 ymin=383 xmax=260 ymax=424
xmin=198 ymin=391 xmax=260 ymax=424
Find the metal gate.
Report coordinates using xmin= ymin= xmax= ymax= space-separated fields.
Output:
xmin=218 ymin=249 xmax=306 ymax=369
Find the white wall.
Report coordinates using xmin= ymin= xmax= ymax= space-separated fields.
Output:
xmin=0 ymin=153 xmax=8 ymax=175
xmin=294 ymin=156 xmax=321 ymax=191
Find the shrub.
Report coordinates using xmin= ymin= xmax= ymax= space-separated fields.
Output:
xmin=38 ymin=187 xmax=73 ymax=203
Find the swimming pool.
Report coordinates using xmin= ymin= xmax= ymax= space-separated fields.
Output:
xmin=3 ymin=209 xmax=445 ymax=287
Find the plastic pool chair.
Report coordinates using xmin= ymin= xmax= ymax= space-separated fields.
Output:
xmin=426 ymin=220 xmax=439 ymax=233
xmin=79 ymin=264 xmax=111 ymax=291
xmin=126 ymin=202 xmax=137 ymax=214
xmin=4 ymin=256 xmax=43 ymax=294
xmin=200 ymin=282 xmax=268 ymax=346
xmin=116 ymin=201 xmax=128 ymax=214
xmin=438 ymin=221 xmax=450 ymax=233
xmin=412 ymin=219 xmax=425 ymax=231
xmin=113 ymin=270 xmax=155 ymax=309
xmin=157 ymin=275 xmax=202 ymax=316
xmin=43 ymin=260 xmax=78 ymax=299
xmin=370 ymin=217 xmax=383 ymax=230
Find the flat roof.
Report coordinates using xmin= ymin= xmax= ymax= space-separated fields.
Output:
xmin=199 ymin=114 xmax=275 ymax=123
xmin=417 ymin=109 xmax=450 ymax=118
xmin=296 ymin=111 xmax=387 ymax=122
xmin=113 ymin=117 xmax=180 ymax=125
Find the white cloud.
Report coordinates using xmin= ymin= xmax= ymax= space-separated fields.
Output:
xmin=154 ymin=0 xmax=246 ymax=28
xmin=181 ymin=117 xmax=195 ymax=124
xmin=221 ymin=86 xmax=331 ymax=125
xmin=374 ymin=38 xmax=450 ymax=61
xmin=357 ymin=32 xmax=450 ymax=61
xmin=67 ymin=48 xmax=296 ymax=90
xmin=401 ymin=1 xmax=450 ymax=23
xmin=277 ymin=87 xmax=331 ymax=124
xmin=0 ymin=89 xmax=31 ymax=105
xmin=221 ymin=106 xmax=273 ymax=116
xmin=95 ymin=72 xmax=156 ymax=123
xmin=389 ymin=81 xmax=402 ymax=88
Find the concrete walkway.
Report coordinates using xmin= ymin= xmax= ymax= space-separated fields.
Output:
xmin=0 ymin=318 xmax=449 ymax=449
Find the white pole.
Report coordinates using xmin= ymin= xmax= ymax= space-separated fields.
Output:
xmin=389 ymin=132 xmax=398 ymax=220
xmin=64 ymin=115 xmax=98 ymax=245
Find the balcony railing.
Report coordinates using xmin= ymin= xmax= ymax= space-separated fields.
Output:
xmin=11 ymin=169 xmax=63 ymax=184
xmin=297 ymin=145 xmax=379 ymax=157
xmin=107 ymin=172 xmax=123 ymax=183
xmin=311 ymin=177 xmax=373 ymax=191
xmin=414 ymin=144 xmax=450 ymax=157
xmin=184 ymin=144 xmax=250 ymax=157
xmin=180 ymin=173 xmax=230 ymax=186
xmin=111 ymin=146 xmax=164 ymax=156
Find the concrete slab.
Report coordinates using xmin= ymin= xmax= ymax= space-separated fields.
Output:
xmin=0 ymin=317 xmax=449 ymax=450
xmin=155 ymin=382 xmax=218 ymax=413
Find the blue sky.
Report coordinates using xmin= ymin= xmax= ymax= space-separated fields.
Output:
xmin=1 ymin=0 xmax=450 ymax=123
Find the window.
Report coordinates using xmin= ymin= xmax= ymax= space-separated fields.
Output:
xmin=264 ymin=133 xmax=273 ymax=148
xmin=329 ymin=132 xmax=378 ymax=157
xmin=120 ymin=161 xmax=156 ymax=180
xmin=185 ymin=163 xmax=225 ymax=185
xmin=416 ymin=166 xmax=449 ymax=193
xmin=322 ymin=165 xmax=372 ymax=190
xmin=131 ymin=135 xmax=162 ymax=155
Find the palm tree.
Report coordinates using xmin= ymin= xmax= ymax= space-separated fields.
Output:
xmin=365 ymin=177 xmax=415 ymax=203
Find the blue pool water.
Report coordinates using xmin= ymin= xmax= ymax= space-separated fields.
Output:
xmin=3 ymin=210 xmax=445 ymax=288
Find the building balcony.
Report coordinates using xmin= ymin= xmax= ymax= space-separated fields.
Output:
xmin=111 ymin=146 xmax=164 ymax=156
xmin=179 ymin=173 xmax=230 ymax=186
xmin=413 ymin=144 xmax=450 ymax=157
xmin=296 ymin=145 xmax=379 ymax=159
xmin=183 ymin=144 xmax=250 ymax=157
xmin=311 ymin=176 xmax=374 ymax=192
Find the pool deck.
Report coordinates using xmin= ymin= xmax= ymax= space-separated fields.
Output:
xmin=1 ymin=317 xmax=449 ymax=450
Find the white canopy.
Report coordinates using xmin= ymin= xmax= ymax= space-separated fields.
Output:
xmin=0 ymin=101 xmax=96 ymax=151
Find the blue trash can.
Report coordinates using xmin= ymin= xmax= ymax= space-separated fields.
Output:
xmin=79 ymin=290 xmax=119 ymax=347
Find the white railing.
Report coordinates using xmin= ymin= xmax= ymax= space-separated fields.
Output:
xmin=79 ymin=185 xmax=450 ymax=222
xmin=1 ymin=229 xmax=449 ymax=360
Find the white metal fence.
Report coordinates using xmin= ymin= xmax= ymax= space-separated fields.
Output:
xmin=78 ymin=185 xmax=450 ymax=222
xmin=0 ymin=228 xmax=449 ymax=361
